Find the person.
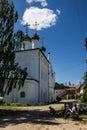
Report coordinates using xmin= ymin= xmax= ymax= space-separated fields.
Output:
xmin=70 ymin=104 xmax=79 ymax=119
xmin=72 ymin=104 xmax=76 ymax=113
xmin=64 ymin=104 xmax=72 ymax=119
xmin=65 ymin=104 xmax=80 ymax=119
xmin=76 ymin=103 xmax=80 ymax=113
xmin=49 ymin=106 xmax=56 ymax=115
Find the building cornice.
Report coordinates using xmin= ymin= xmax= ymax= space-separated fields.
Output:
xmin=15 ymin=48 xmax=50 ymax=63
xmin=5 ymin=77 xmax=39 ymax=83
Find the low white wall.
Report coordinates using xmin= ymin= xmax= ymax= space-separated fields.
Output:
xmin=4 ymin=79 xmax=39 ymax=105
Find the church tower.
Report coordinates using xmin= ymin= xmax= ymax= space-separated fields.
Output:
xmin=4 ymin=22 xmax=55 ymax=105
xmin=32 ymin=33 xmax=39 ymax=49
xmin=21 ymin=23 xmax=31 ymax=50
xmin=32 ymin=22 xmax=39 ymax=49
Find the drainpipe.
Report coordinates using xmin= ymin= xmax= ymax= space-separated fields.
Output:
xmin=48 ymin=52 xmax=51 ymax=61
xmin=47 ymin=52 xmax=51 ymax=103
xmin=48 ymin=62 xmax=49 ymax=103
xmin=38 ymin=50 xmax=40 ymax=102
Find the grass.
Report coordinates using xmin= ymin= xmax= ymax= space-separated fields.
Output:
xmin=31 ymin=102 xmax=49 ymax=106
xmin=79 ymin=114 xmax=87 ymax=124
xmin=0 ymin=104 xmax=87 ymax=125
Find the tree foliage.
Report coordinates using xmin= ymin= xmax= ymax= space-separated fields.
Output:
xmin=0 ymin=0 xmax=27 ymax=96
xmin=82 ymin=39 xmax=87 ymax=102
xmin=82 ymin=69 xmax=87 ymax=102
xmin=12 ymin=30 xmax=25 ymax=51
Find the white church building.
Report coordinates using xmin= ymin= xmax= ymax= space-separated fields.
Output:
xmin=4 ymin=27 xmax=55 ymax=104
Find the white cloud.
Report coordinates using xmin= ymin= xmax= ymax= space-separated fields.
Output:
xmin=41 ymin=1 xmax=48 ymax=7
xmin=21 ymin=7 xmax=60 ymax=30
xmin=26 ymin=0 xmax=48 ymax=7
xmin=56 ymin=9 xmax=61 ymax=15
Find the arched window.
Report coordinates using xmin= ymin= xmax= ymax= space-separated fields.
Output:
xmin=20 ymin=91 xmax=25 ymax=98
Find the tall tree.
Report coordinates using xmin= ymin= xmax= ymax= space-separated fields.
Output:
xmin=83 ymin=71 xmax=87 ymax=102
xmin=0 ymin=0 xmax=27 ymax=96
xmin=12 ymin=30 xmax=25 ymax=51
xmin=82 ymin=38 xmax=87 ymax=102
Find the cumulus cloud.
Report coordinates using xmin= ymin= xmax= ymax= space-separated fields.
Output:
xmin=21 ymin=7 xmax=60 ymax=30
xmin=26 ymin=0 xmax=48 ymax=7
xmin=56 ymin=9 xmax=61 ymax=15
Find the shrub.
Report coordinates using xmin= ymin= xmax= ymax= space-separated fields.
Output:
xmin=56 ymin=96 xmax=61 ymax=102
xmin=0 ymin=100 xmax=4 ymax=105
xmin=32 ymin=102 xmax=49 ymax=106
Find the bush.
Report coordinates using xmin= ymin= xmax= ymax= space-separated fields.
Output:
xmin=0 ymin=101 xmax=27 ymax=106
xmin=10 ymin=103 xmax=24 ymax=106
xmin=56 ymin=96 xmax=61 ymax=102
xmin=32 ymin=102 xmax=49 ymax=106
xmin=0 ymin=97 xmax=4 ymax=105
xmin=0 ymin=100 xmax=4 ymax=105
xmin=2 ymin=102 xmax=11 ymax=106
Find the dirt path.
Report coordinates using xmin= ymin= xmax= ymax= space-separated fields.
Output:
xmin=0 ymin=102 xmax=87 ymax=130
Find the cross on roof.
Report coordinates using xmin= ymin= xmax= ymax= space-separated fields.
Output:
xmin=33 ymin=21 xmax=39 ymax=33
xmin=24 ymin=23 xmax=30 ymax=35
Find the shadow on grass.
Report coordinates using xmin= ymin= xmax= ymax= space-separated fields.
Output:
xmin=0 ymin=109 xmax=61 ymax=128
xmin=79 ymin=112 xmax=87 ymax=124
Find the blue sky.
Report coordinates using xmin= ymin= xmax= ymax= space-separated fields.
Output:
xmin=13 ymin=0 xmax=87 ymax=85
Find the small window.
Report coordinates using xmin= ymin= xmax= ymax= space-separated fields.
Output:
xmin=20 ymin=91 xmax=25 ymax=98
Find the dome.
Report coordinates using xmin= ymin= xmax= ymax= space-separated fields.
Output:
xmin=41 ymin=46 xmax=46 ymax=52
xmin=23 ymin=34 xmax=31 ymax=42
xmin=32 ymin=33 xmax=39 ymax=41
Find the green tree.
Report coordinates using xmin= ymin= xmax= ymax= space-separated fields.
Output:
xmin=12 ymin=30 xmax=25 ymax=51
xmin=83 ymin=71 xmax=87 ymax=102
xmin=0 ymin=0 xmax=27 ymax=96
xmin=68 ymin=81 xmax=71 ymax=86
xmin=82 ymin=38 xmax=87 ymax=102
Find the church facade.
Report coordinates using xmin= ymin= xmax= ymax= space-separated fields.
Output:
xmin=4 ymin=30 xmax=55 ymax=104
